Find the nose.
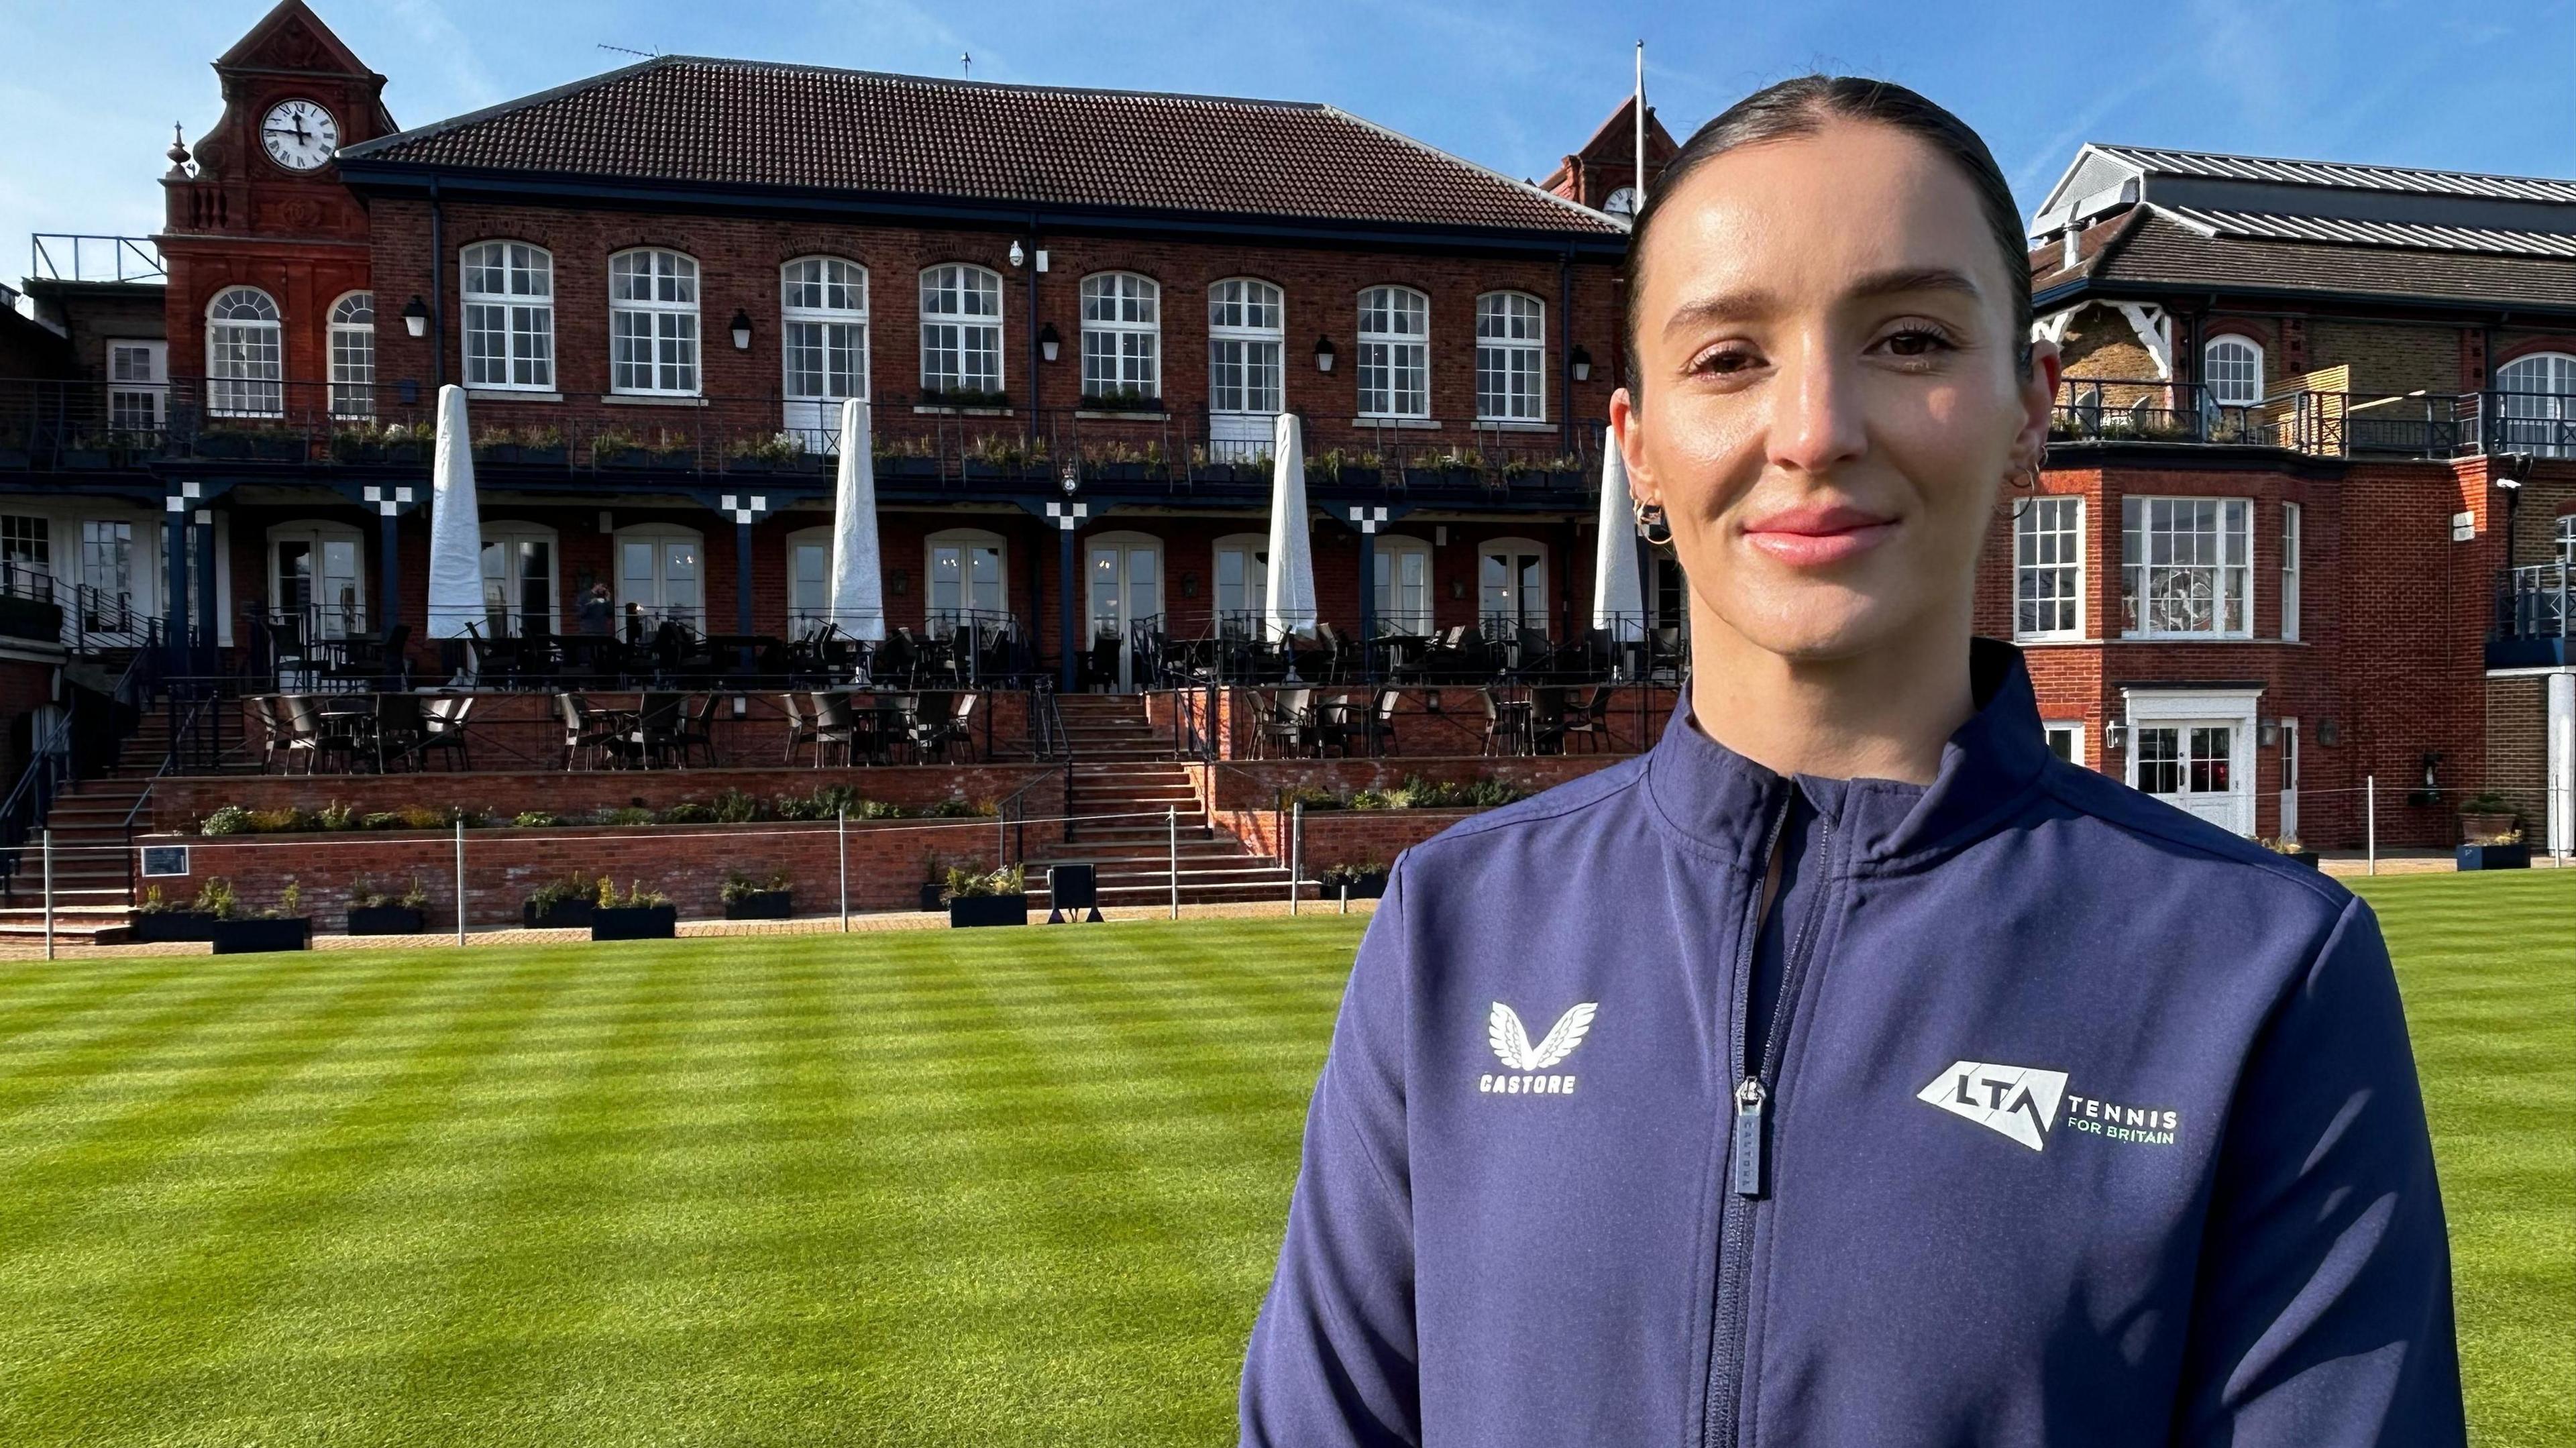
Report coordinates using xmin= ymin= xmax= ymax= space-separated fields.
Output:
xmin=1766 ymin=333 xmax=1868 ymax=478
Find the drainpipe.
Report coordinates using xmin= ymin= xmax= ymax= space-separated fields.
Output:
xmin=1557 ymin=254 xmax=1574 ymax=455
xmin=1024 ymin=217 xmax=1041 ymax=445
xmin=428 ymin=179 xmax=445 ymax=391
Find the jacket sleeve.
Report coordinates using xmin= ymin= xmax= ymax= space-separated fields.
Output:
xmin=2174 ymin=894 xmax=2465 ymax=1446
xmin=1238 ymin=859 xmax=1421 ymax=1447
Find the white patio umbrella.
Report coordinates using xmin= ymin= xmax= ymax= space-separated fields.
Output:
xmin=1263 ymin=410 xmax=1318 ymax=649
xmin=1591 ymin=425 xmax=1644 ymax=642
xmin=826 ymin=398 xmax=886 ymax=646
xmin=423 ymin=384 xmax=486 ymax=645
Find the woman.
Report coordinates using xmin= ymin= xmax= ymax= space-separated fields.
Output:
xmin=1238 ymin=77 xmax=2461 ymax=1447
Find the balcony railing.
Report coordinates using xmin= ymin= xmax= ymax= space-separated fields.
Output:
xmin=0 ymin=376 xmax=1607 ymax=499
xmin=2495 ymin=562 xmax=2571 ymax=640
xmin=28 ymin=234 xmax=164 ymax=284
xmin=2051 ymin=378 xmax=2576 ymax=461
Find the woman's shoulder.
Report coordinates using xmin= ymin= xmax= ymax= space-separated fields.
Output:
xmin=2027 ymin=754 xmax=2357 ymax=918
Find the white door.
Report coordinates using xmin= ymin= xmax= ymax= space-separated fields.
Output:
xmin=2277 ymin=718 xmax=2300 ymax=841
xmin=272 ymin=526 xmax=366 ymax=639
xmin=2132 ymin=721 xmax=2251 ymax=834
xmin=1085 ymin=539 xmax=1161 ymax=690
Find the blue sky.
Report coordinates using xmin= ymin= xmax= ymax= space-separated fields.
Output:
xmin=3 ymin=0 xmax=2571 ymax=269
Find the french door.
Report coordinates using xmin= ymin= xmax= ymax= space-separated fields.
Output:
xmin=2132 ymin=721 xmax=2251 ymax=835
xmin=272 ymin=526 xmax=365 ymax=639
xmin=1085 ymin=538 xmax=1162 ymax=690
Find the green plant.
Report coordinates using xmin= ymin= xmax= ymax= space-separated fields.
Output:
xmin=600 ymin=879 xmax=669 ymax=909
xmin=872 ymin=433 xmax=936 ymax=459
xmin=134 ymin=885 xmax=173 ymax=914
xmin=775 ymin=784 xmax=859 ymax=821
xmin=191 ymin=877 xmax=241 ymax=921
xmin=1081 ymin=384 xmax=1158 ymax=410
xmin=1277 ymin=784 xmax=1343 ymax=812
xmin=721 ymin=870 xmax=791 ymax=903
xmin=246 ymin=806 xmax=311 ymax=833
xmin=347 ymin=877 xmax=391 ymax=909
xmin=525 ymin=875 xmax=596 ymax=913
xmin=1317 ymin=859 xmax=1390 ymax=889
xmin=362 ymin=812 xmax=405 ymax=830
xmin=2256 ymin=836 xmax=2308 ymax=855
xmin=512 ymin=810 xmax=561 ymax=828
xmin=659 ymin=801 xmax=717 ymax=824
xmin=395 ymin=805 xmax=449 ymax=830
xmin=261 ymin=879 xmax=305 ymax=920
xmin=2459 ymin=792 xmax=2517 ymax=816
xmin=712 ymin=789 xmax=767 ymax=824
xmin=397 ymin=876 xmax=431 ymax=909
xmin=727 ymin=431 xmax=807 ymax=462
xmin=1346 ymin=788 xmax=1398 ymax=811
xmin=598 ymin=806 xmax=656 ymax=827
xmin=316 ymin=799 xmax=359 ymax=831
xmin=198 ymin=805 xmax=254 ymax=837
xmin=921 ymin=386 xmax=1011 ymax=410
xmin=941 ymin=862 xmax=1024 ymax=901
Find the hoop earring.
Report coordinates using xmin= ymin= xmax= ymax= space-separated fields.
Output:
xmin=1633 ymin=498 xmax=1672 ymax=545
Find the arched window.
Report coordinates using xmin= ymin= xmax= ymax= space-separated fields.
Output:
xmin=1211 ymin=532 xmax=1269 ymax=636
xmin=1358 ymin=285 xmax=1430 ymax=419
xmin=205 ymin=286 xmax=282 ymax=417
xmin=926 ymin=528 xmax=1008 ymax=631
xmin=1373 ymin=534 xmax=1434 ymax=636
xmin=780 ymin=257 xmax=868 ymax=444
xmin=460 ymin=241 xmax=553 ymax=390
xmin=1208 ymin=278 xmax=1284 ymax=459
xmin=1080 ymin=272 xmax=1160 ymax=403
xmin=919 ymin=264 xmax=1004 ymax=399
xmin=327 ymin=291 xmax=373 ymax=419
xmin=2202 ymin=335 xmax=2263 ymax=407
xmin=1478 ymin=535 xmax=1548 ymax=636
xmin=2496 ymin=352 xmax=2576 ymax=459
xmin=614 ymin=524 xmax=704 ymax=632
xmin=610 ymin=248 xmax=700 ymax=395
xmin=480 ymin=520 xmax=558 ymax=638
xmin=1474 ymin=292 xmax=1545 ymax=423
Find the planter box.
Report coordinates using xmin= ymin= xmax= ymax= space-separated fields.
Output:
xmin=474 ymin=444 xmax=523 ymax=465
xmin=948 ymin=893 xmax=1029 ymax=928
xmin=0 ymin=448 xmax=31 ymax=469
xmin=592 ymin=904 xmax=678 ymax=940
xmin=643 ymin=450 xmax=694 ymax=472
xmin=1094 ymin=462 xmax=1149 ymax=484
xmin=881 ymin=456 xmax=939 ymax=479
xmin=522 ymin=899 xmax=596 ymax=930
xmin=59 ymin=448 xmax=112 ymax=469
xmin=1336 ymin=466 xmax=1384 ymax=488
xmin=517 ymin=445 xmax=568 ymax=465
xmin=961 ymin=461 xmax=1021 ymax=483
xmin=722 ymin=891 xmax=793 ymax=920
xmin=347 ymin=904 xmax=427 ymax=936
xmin=195 ymin=436 xmax=254 ymax=459
xmin=211 ymin=917 xmax=313 ymax=954
xmin=2456 ymin=844 xmax=2530 ymax=871
xmin=2284 ymin=850 xmax=2320 ymax=869
xmin=1326 ymin=871 xmax=1390 ymax=899
xmin=2460 ymin=812 xmax=2519 ymax=844
xmin=920 ymin=881 xmax=948 ymax=911
xmin=1401 ymin=466 xmax=1479 ymax=489
xmin=129 ymin=910 xmax=222 ymax=942
xmin=250 ymin=438 xmax=306 ymax=462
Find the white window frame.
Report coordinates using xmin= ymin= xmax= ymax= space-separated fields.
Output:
xmin=2202 ymin=335 xmax=2263 ymax=407
xmin=2042 ymin=720 xmax=2088 ymax=768
xmin=1474 ymin=292 xmax=1546 ymax=423
xmin=2121 ymin=496 xmax=2253 ymax=639
xmin=1358 ymin=285 xmax=1430 ymax=420
xmin=106 ymin=339 xmax=167 ymax=432
xmin=924 ymin=528 xmax=1008 ymax=632
xmin=1208 ymin=278 xmax=1285 ymax=417
xmin=460 ymin=241 xmax=555 ymax=392
xmin=780 ymin=256 xmax=869 ymax=405
xmin=327 ymin=291 xmax=374 ymax=420
xmin=1212 ymin=532 xmax=1270 ymax=634
xmin=205 ymin=286 xmax=282 ymax=418
xmin=268 ymin=519 xmax=367 ymax=639
xmin=2556 ymin=512 xmax=2576 ymax=565
xmin=1478 ymin=535 xmax=1549 ymax=635
xmin=609 ymin=248 xmax=701 ymax=396
xmin=2012 ymin=495 xmax=2084 ymax=641
xmin=1373 ymin=535 xmax=1434 ymax=636
xmin=479 ymin=520 xmax=559 ymax=637
xmin=919 ymin=263 xmax=1004 ymax=398
xmin=2280 ymin=502 xmax=2302 ymax=642
xmin=2495 ymin=352 xmax=2576 ymax=459
xmin=1079 ymin=272 xmax=1161 ymax=403
xmin=613 ymin=523 xmax=705 ymax=630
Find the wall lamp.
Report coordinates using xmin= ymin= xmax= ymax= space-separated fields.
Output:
xmin=400 ymin=295 xmax=429 ymax=338
xmin=1039 ymin=323 xmax=1062 ymax=364
xmin=1570 ymin=345 xmax=1593 ymax=382
xmin=2103 ymin=720 xmax=2128 ymax=752
xmin=1060 ymin=463 xmax=1080 ymax=496
xmin=1314 ymin=336 xmax=1337 ymax=373
xmin=729 ymin=310 xmax=753 ymax=351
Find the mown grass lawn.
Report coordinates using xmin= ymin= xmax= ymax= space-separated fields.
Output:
xmin=0 ymin=873 xmax=2563 ymax=1447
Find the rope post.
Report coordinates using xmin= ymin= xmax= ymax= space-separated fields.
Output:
xmin=1340 ymin=883 xmax=1349 ymax=915
xmin=838 ymin=807 xmax=850 ymax=932
xmin=1289 ymin=800 xmax=1303 ymax=915
xmin=42 ymin=828 xmax=54 ymax=962
xmin=1168 ymin=805 xmax=1179 ymax=920
xmin=2365 ymin=774 xmax=2377 ymax=877
xmin=453 ymin=818 xmax=467 ymax=945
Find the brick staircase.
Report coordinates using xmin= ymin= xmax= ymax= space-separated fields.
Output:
xmin=1025 ymin=693 xmax=1305 ymax=908
xmin=0 ymin=682 xmax=175 ymax=943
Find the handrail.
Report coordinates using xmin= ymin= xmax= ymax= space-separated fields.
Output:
xmin=992 ymin=763 xmax=1067 ymax=867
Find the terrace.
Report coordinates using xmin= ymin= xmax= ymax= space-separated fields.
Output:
xmin=2049 ymin=378 xmax=2576 ymax=459
xmin=2491 ymin=562 xmax=2571 ymax=667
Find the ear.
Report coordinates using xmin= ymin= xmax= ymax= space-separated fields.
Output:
xmin=2014 ymin=339 xmax=2063 ymax=469
xmin=1611 ymin=386 xmax=1655 ymax=504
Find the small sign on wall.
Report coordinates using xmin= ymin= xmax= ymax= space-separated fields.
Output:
xmin=2451 ymin=510 xmax=2477 ymax=542
xmin=140 ymin=845 xmax=190 ymax=878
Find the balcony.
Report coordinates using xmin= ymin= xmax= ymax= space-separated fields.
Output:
xmin=0 ymin=377 xmax=1607 ymax=506
xmin=28 ymin=234 xmax=164 ymax=285
xmin=2491 ymin=563 xmax=2571 ymax=668
xmin=2051 ymin=379 xmax=2576 ymax=461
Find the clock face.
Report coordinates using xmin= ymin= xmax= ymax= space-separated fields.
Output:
xmin=260 ymin=99 xmax=339 ymax=172
xmin=1603 ymin=186 xmax=1640 ymax=218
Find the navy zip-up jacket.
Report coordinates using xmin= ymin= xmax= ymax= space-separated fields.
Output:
xmin=1239 ymin=640 xmax=2462 ymax=1447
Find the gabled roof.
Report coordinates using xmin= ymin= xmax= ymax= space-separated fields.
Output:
xmin=339 ymin=56 xmax=1623 ymax=239
xmin=2055 ymin=143 xmax=2576 ymax=208
xmin=2032 ymin=207 xmax=2576 ymax=317
xmin=216 ymin=0 xmax=376 ymax=79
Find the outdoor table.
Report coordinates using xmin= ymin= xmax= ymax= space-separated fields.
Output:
xmin=1493 ymin=697 xmax=1535 ymax=755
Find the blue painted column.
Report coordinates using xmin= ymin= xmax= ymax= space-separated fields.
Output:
xmin=161 ymin=491 xmax=189 ymax=653
xmin=193 ymin=509 xmax=217 ymax=658
xmin=1057 ymin=515 xmax=1077 ymax=692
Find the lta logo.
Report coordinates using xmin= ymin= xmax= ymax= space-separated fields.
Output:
xmin=1917 ymin=1060 xmax=2069 ymax=1151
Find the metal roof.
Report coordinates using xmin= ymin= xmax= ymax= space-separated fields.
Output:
xmin=2084 ymin=144 xmax=2576 ymax=205
xmin=2158 ymin=205 xmax=2576 ymax=260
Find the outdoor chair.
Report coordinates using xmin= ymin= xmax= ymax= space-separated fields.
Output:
xmin=1561 ymin=684 xmax=1613 ymax=753
xmin=1261 ymin=687 xmax=1316 ymax=758
xmin=373 ymin=691 xmax=429 ymax=772
xmin=1527 ymin=686 xmax=1570 ymax=756
xmin=1371 ymin=687 xmax=1402 ymax=756
xmin=1313 ymin=693 xmax=1358 ymax=757
xmin=908 ymin=690 xmax=965 ymax=763
xmin=632 ymin=692 xmax=688 ymax=769
xmin=1082 ymin=634 xmax=1124 ymax=693
xmin=780 ymin=691 xmax=817 ymax=763
xmin=557 ymin=693 xmax=629 ymax=771
xmin=250 ymin=694 xmax=292 ymax=773
xmin=804 ymin=691 xmax=859 ymax=768
xmin=677 ymin=692 xmax=722 ymax=767
xmin=419 ymin=695 xmax=474 ymax=771
xmin=284 ymin=693 xmax=365 ymax=775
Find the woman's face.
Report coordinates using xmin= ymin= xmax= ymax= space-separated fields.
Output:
xmin=1613 ymin=119 xmax=2058 ymax=663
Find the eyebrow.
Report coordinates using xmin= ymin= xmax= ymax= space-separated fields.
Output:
xmin=1660 ymin=266 xmax=1986 ymax=338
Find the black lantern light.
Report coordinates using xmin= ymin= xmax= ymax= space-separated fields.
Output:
xmin=400 ymin=295 xmax=429 ymax=339
xmin=729 ymin=310 xmax=753 ymax=350
xmin=1315 ymin=335 xmax=1338 ymax=373
xmin=1570 ymin=345 xmax=1593 ymax=382
xmin=1039 ymin=323 xmax=1062 ymax=364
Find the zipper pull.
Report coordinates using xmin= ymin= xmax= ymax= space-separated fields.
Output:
xmin=1732 ymin=1076 xmax=1768 ymax=1198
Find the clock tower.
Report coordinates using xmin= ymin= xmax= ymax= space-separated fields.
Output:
xmin=159 ymin=0 xmax=394 ymax=407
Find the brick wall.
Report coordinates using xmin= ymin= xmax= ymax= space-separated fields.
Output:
xmin=2483 ymin=675 xmax=2550 ymax=832
xmin=1195 ymin=753 xmax=1627 ymax=859
xmin=2305 ymin=320 xmax=2463 ymax=398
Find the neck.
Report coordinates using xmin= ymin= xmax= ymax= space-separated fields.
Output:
xmin=1684 ymin=597 xmax=1976 ymax=785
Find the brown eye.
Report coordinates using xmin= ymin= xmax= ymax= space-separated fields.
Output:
xmin=1694 ymin=345 xmax=1760 ymax=376
xmin=1880 ymin=327 xmax=1953 ymax=357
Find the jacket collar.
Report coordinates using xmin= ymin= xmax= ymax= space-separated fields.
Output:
xmin=1642 ymin=637 xmax=2053 ymax=872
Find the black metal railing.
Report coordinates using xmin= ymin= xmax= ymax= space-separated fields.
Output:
xmin=2496 ymin=563 xmax=2571 ymax=641
xmin=2049 ymin=378 xmax=2576 ymax=461
xmin=1118 ymin=608 xmax=1687 ymax=691
xmin=0 ymin=643 xmax=156 ymax=900
xmin=30 ymin=234 xmax=165 ymax=284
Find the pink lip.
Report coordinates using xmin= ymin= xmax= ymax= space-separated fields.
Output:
xmin=1740 ymin=503 xmax=1898 ymax=567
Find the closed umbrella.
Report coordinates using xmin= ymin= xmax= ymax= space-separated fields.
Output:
xmin=1264 ymin=410 xmax=1318 ymax=652
xmin=827 ymin=398 xmax=885 ymax=645
xmin=1591 ymin=426 xmax=1644 ymax=642
xmin=424 ymin=384 xmax=486 ymax=643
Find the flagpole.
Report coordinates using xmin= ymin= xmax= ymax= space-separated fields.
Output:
xmin=1634 ymin=40 xmax=1647 ymax=205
